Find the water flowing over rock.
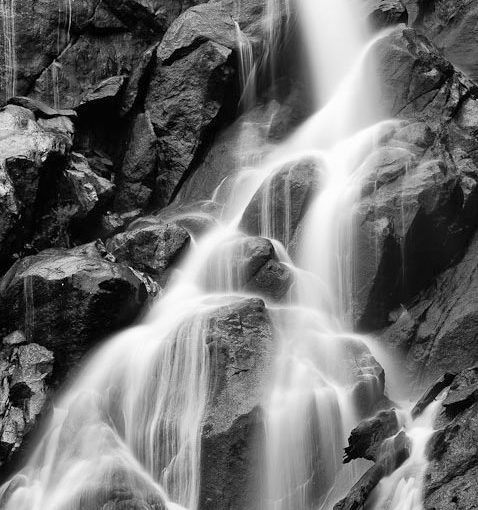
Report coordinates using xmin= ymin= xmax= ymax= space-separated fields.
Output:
xmin=2 ymin=1 xmax=478 ymax=510
xmin=240 ymin=157 xmax=321 ymax=251
xmin=106 ymin=222 xmax=190 ymax=285
xmin=354 ymin=25 xmax=478 ymax=328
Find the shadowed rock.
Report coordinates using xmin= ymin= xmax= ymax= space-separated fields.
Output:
xmin=424 ymin=366 xmax=478 ymax=510
xmin=106 ymin=222 xmax=191 ymax=285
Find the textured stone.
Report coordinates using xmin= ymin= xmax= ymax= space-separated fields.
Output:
xmin=106 ymin=222 xmax=190 ymax=285
xmin=146 ymin=40 xmax=233 ymax=208
xmin=201 ymin=297 xmax=274 ymax=510
xmin=0 ymin=245 xmax=149 ymax=376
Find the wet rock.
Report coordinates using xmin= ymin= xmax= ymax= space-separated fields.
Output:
xmin=105 ymin=222 xmax=190 ymax=285
xmin=424 ymin=366 xmax=478 ymax=510
xmin=119 ymin=44 xmax=158 ymax=117
xmin=411 ymin=372 xmax=456 ymax=418
xmin=201 ymin=297 xmax=274 ymax=510
xmin=366 ymin=0 xmax=408 ymax=29
xmin=79 ymin=75 xmax=127 ymax=107
xmin=145 ymin=40 xmax=233 ymax=208
xmin=0 ymin=104 xmax=73 ymax=268
xmin=345 ymin=339 xmax=388 ymax=418
xmin=344 ymin=409 xmax=400 ymax=463
xmin=114 ymin=111 xmax=158 ymax=213
xmin=0 ymin=244 xmax=149 ymax=378
xmin=411 ymin=0 xmax=478 ymax=82
xmin=203 ymin=236 xmax=292 ymax=300
xmin=32 ymin=32 xmax=149 ymax=110
xmin=240 ymin=158 xmax=321 ymax=249
xmin=157 ymin=0 xmax=268 ymax=64
xmin=380 ymin=231 xmax=478 ymax=385
xmin=178 ymin=103 xmax=279 ymax=203
xmin=334 ymin=462 xmax=387 ymax=510
xmin=0 ymin=1 xmax=100 ymax=98
xmin=7 ymin=97 xmax=76 ymax=119
xmin=355 ymin=52 xmax=478 ymax=329
xmin=335 ymin=431 xmax=411 ymax=510
xmin=61 ymin=153 xmax=115 ymax=218
xmin=0 ymin=341 xmax=54 ymax=468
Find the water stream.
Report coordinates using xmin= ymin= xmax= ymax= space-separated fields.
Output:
xmin=0 ymin=1 xmax=438 ymax=510
xmin=0 ymin=0 xmax=16 ymax=100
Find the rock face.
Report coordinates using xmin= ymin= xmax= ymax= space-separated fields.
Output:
xmin=424 ymin=366 xmax=478 ymax=510
xmin=106 ymin=221 xmax=190 ymax=285
xmin=240 ymin=158 xmax=321 ymax=250
xmin=203 ymin=236 xmax=292 ymax=300
xmin=408 ymin=0 xmax=478 ymax=82
xmin=354 ymin=25 xmax=478 ymax=329
xmin=380 ymin=230 xmax=478 ymax=385
xmin=0 ymin=335 xmax=53 ymax=469
xmin=0 ymin=243 xmax=149 ymax=377
xmin=0 ymin=103 xmax=73 ymax=268
xmin=201 ymin=297 xmax=274 ymax=510
xmin=146 ymin=40 xmax=233 ymax=208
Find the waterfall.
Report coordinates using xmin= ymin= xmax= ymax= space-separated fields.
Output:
xmin=0 ymin=0 xmax=17 ymax=100
xmin=0 ymin=1 xmax=436 ymax=510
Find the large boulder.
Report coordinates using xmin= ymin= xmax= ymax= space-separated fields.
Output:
xmin=424 ymin=366 xmax=478 ymax=510
xmin=240 ymin=157 xmax=321 ymax=250
xmin=201 ymin=297 xmax=274 ymax=510
xmin=0 ymin=243 xmax=150 ymax=379
xmin=202 ymin=235 xmax=292 ymax=300
xmin=145 ymin=40 xmax=233 ymax=208
xmin=157 ymin=0 xmax=268 ymax=64
xmin=105 ymin=222 xmax=191 ymax=285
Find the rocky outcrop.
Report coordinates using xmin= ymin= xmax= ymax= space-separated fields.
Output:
xmin=424 ymin=366 xmax=478 ymax=510
xmin=201 ymin=297 xmax=274 ymax=510
xmin=203 ymin=236 xmax=292 ymax=300
xmin=0 ymin=242 xmax=150 ymax=378
xmin=380 ymin=230 xmax=478 ymax=385
xmin=343 ymin=408 xmax=401 ymax=463
xmin=240 ymin=158 xmax=321 ymax=250
xmin=365 ymin=0 xmax=408 ymax=29
xmin=355 ymin=26 xmax=478 ymax=328
xmin=335 ymin=427 xmax=411 ymax=510
xmin=145 ymin=40 xmax=233 ymax=208
xmin=106 ymin=221 xmax=190 ymax=285
xmin=0 ymin=103 xmax=73 ymax=268
xmin=408 ymin=0 xmax=478 ymax=82
xmin=0 ymin=333 xmax=53 ymax=469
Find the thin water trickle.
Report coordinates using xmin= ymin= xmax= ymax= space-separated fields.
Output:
xmin=0 ymin=0 xmax=17 ymax=100
xmin=0 ymin=1 xmax=435 ymax=510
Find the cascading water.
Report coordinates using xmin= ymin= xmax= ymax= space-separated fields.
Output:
xmin=0 ymin=1 xmax=438 ymax=510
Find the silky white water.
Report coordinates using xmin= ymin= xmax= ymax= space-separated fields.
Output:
xmin=0 ymin=1 xmax=436 ymax=510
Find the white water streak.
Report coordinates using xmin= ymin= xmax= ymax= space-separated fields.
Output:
xmin=1 ymin=0 xmax=17 ymax=99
